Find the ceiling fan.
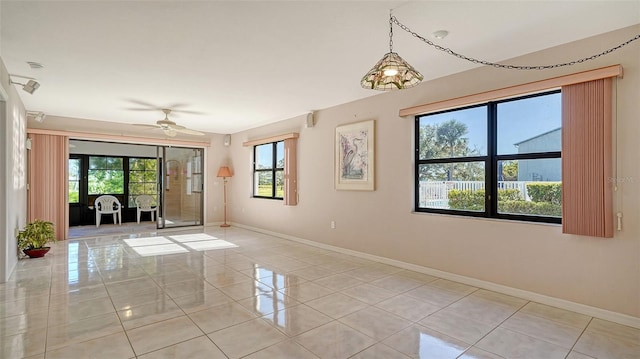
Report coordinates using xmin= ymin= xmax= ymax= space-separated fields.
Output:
xmin=124 ymin=99 xmax=205 ymax=115
xmin=134 ymin=109 xmax=205 ymax=137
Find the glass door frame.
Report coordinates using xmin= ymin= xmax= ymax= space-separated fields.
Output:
xmin=157 ymin=146 xmax=204 ymax=229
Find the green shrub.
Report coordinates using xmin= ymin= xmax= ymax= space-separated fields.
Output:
xmin=448 ymin=188 xmax=522 ymax=211
xmin=498 ymin=200 xmax=562 ymax=217
xmin=448 ymin=186 xmax=561 ymax=216
xmin=448 ymin=189 xmax=485 ymax=211
xmin=498 ymin=189 xmax=523 ymax=201
xmin=526 ymin=182 xmax=562 ymax=205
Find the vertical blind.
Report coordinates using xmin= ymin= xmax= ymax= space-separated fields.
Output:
xmin=562 ymin=78 xmax=614 ymax=237
xmin=28 ymin=133 xmax=69 ymax=240
xmin=283 ymin=138 xmax=298 ymax=206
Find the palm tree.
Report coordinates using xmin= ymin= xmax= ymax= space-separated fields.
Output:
xmin=436 ymin=119 xmax=468 ymax=158
xmin=436 ymin=120 xmax=468 ymax=180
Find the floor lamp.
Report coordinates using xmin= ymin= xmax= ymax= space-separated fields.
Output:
xmin=216 ymin=166 xmax=233 ymax=227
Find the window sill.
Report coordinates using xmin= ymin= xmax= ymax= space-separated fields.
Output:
xmin=411 ymin=210 xmax=562 ymax=227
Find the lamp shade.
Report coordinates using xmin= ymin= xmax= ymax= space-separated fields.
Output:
xmin=361 ymin=52 xmax=423 ymax=91
xmin=216 ymin=166 xmax=233 ymax=178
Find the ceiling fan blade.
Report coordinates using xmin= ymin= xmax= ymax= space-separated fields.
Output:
xmin=168 ymin=124 xmax=186 ymax=130
xmin=125 ymin=99 xmax=159 ymax=108
xmin=132 ymin=124 xmax=161 ymax=129
xmin=173 ymin=127 xmax=205 ymax=136
xmin=171 ymin=109 xmax=206 ymax=115
xmin=124 ymin=107 xmax=160 ymax=112
xmin=166 ymin=103 xmax=190 ymax=109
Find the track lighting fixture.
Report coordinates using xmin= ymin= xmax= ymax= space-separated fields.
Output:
xmin=9 ymin=75 xmax=40 ymax=94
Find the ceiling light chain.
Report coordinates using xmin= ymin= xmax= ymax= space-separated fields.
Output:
xmin=391 ymin=15 xmax=640 ymax=70
xmin=360 ymin=12 xmax=425 ymax=91
xmin=388 ymin=10 xmax=394 ymax=53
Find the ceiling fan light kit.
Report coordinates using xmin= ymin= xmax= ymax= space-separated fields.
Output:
xmin=133 ymin=108 xmax=205 ymax=137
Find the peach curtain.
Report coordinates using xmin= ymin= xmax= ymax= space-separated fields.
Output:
xmin=283 ymin=138 xmax=298 ymax=206
xmin=28 ymin=133 xmax=69 ymax=240
xmin=561 ymin=78 xmax=613 ymax=237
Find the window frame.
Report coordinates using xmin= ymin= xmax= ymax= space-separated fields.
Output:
xmin=87 ymin=155 xmax=125 ymax=196
xmin=252 ymin=141 xmax=284 ymax=200
xmin=127 ymin=157 xmax=159 ymax=208
xmin=414 ymin=90 xmax=562 ymax=224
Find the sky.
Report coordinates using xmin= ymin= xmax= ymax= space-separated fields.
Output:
xmin=420 ymin=92 xmax=561 ymax=155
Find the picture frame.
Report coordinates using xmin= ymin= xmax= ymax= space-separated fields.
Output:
xmin=335 ymin=119 xmax=375 ymax=191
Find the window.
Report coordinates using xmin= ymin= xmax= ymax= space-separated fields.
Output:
xmin=88 ymin=156 xmax=124 ymax=195
xmin=253 ymin=141 xmax=284 ymax=199
xmin=415 ymin=90 xmax=562 ymax=223
xmin=128 ymin=158 xmax=158 ymax=207
xmin=243 ymin=133 xmax=298 ymax=205
xmin=68 ymin=158 xmax=80 ymax=203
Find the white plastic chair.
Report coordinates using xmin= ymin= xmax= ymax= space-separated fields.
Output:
xmin=135 ymin=195 xmax=157 ymax=224
xmin=94 ymin=195 xmax=122 ymax=228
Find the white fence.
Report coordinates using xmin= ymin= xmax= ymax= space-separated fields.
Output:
xmin=419 ymin=181 xmax=529 ymax=209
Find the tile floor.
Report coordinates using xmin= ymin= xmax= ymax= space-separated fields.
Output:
xmin=67 ymin=223 xmax=158 ymax=240
xmin=1 ymin=227 xmax=638 ymax=358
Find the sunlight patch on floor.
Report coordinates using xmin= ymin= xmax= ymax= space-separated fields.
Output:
xmin=169 ymin=233 xmax=219 ymax=242
xmin=124 ymin=234 xmax=237 ymax=256
xmin=181 ymin=240 xmax=237 ymax=251
xmin=130 ymin=243 xmax=188 ymax=256
xmin=124 ymin=236 xmax=172 ymax=246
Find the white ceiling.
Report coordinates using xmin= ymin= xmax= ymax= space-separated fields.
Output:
xmin=2 ymin=1 xmax=639 ymax=136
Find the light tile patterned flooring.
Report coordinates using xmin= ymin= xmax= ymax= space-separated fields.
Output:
xmin=1 ymin=227 xmax=638 ymax=358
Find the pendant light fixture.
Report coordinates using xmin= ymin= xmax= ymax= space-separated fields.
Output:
xmin=360 ymin=11 xmax=423 ymax=91
xmin=363 ymin=13 xmax=639 ymax=91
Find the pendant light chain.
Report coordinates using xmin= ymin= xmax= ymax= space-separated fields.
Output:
xmin=391 ymin=15 xmax=640 ymax=70
xmin=389 ymin=11 xmax=394 ymax=53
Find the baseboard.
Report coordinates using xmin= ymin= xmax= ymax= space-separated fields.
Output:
xmin=233 ymin=223 xmax=640 ymax=329
xmin=205 ymin=221 xmax=228 ymax=228
xmin=158 ymin=225 xmax=204 ymax=234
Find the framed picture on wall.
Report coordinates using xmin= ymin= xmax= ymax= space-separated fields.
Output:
xmin=335 ymin=119 xmax=375 ymax=191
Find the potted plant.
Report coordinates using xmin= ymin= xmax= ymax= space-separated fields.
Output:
xmin=17 ymin=219 xmax=57 ymax=258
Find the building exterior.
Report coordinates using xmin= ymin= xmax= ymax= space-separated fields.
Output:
xmin=515 ymin=127 xmax=561 ymax=181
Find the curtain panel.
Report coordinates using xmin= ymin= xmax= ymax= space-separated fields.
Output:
xmin=28 ymin=133 xmax=69 ymax=240
xmin=283 ymin=138 xmax=298 ymax=206
xmin=561 ymin=78 xmax=613 ymax=238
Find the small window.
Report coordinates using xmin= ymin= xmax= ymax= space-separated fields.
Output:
xmin=253 ymin=141 xmax=284 ymax=199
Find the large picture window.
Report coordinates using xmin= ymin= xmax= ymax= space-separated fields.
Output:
xmin=253 ymin=141 xmax=284 ymax=199
xmin=415 ymin=90 xmax=562 ymax=223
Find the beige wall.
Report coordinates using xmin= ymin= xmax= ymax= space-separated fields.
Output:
xmin=226 ymin=25 xmax=640 ymax=319
xmin=205 ymin=134 xmax=230 ymax=225
xmin=0 ymin=56 xmax=28 ymax=281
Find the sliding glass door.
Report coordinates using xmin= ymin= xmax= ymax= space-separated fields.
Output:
xmin=67 ymin=140 xmax=204 ymax=230
xmin=158 ymin=147 xmax=203 ymax=229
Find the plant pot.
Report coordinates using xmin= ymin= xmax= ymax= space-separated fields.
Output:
xmin=23 ymin=247 xmax=50 ymax=258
